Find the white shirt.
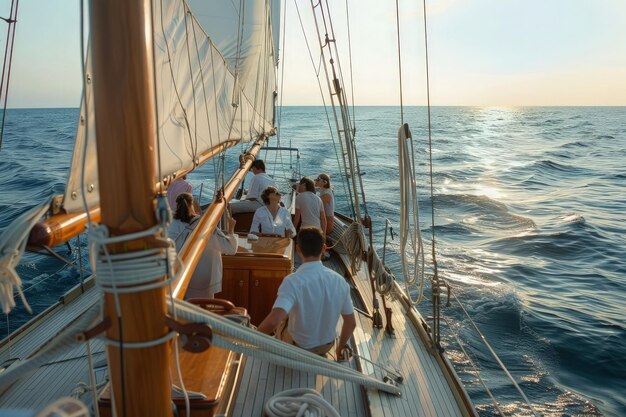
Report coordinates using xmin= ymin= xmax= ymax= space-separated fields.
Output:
xmin=250 ymin=206 xmax=296 ymax=237
xmin=319 ymin=188 xmax=334 ymax=217
xmin=168 ymin=217 xmax=238 ymax=298
xmin=245 ymin=172 xmax=275 ymax=202
xmin=273 ymin=261 xmax=354 ymax=349
xmin=295 ymin=191 xmax=324 ymax=228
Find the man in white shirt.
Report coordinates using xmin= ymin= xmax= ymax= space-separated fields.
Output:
xmin=258 ymin=227 xmax=356 ymax=357
xmin=231 ymin=159 xmax=275 ymax=214
xmin=294 ymin=177 xmax=326 ymax=233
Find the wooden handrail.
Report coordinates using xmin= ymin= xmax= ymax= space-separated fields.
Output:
xmin=172 ymin=136 xmax=267 ymax=299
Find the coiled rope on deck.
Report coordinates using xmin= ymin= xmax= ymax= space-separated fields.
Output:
xmin=264 ymin=388 xmax=340 ymax=417
xmin=328 ymin=220 xmax=366 ymax=273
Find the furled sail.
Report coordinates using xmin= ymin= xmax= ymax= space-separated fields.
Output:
xmin=63 ymin=0 xmax=279 ymax=213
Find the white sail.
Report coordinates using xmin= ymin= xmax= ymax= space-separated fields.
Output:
xmin=64 ymin=0 xmax=279 ymax=213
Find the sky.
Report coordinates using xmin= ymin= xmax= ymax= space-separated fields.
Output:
xmin=3 ymin=0 xmax=626 ymax=108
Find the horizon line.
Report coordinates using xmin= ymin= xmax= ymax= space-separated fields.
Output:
xmin=6 ymin=104 xmax=626 ymax=110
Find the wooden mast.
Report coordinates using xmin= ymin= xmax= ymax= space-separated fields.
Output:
xmin=90 ymin=1 xmax=171 ymax=416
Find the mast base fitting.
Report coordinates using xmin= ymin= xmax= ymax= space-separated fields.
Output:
xmin=165 ymin=316 xmax=213 ymax=353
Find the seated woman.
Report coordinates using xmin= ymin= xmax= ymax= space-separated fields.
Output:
xmin=249 ymin=186 xmax=296 ymax=238
xmin=168 ymin=192 xmax=238 ymax=299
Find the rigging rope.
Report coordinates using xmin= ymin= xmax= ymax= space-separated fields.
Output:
xmin=344 ymin=0 xmax=356 ymax=131
xmin=451 ymin=293 xmax=541 ymax=417
xmin=293 ymin=0 xmax=354 ymax=217
xmin=422 ymin=0 xmax=438 ymax=276
xmin=394 ymin=0 xmax=404 ymax=125
xmin=398 ymin=124 xmax=426 ymax=305
xmin=0 ymin=0 xmax=19 ymax=151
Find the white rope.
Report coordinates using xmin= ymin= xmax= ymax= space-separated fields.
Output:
xmin=328 ymin=220 xmax=366 ymax=273
xmin=264 ymin=388 xmax=340 ymax=417
xmin=0 ymin=203 xmax=49 ymax=314
xmin=169 ymin=299 xmax=401 ymax=396
xmin=86 ymin=340 xmax=102 ymax=417
xmin=369 ymin=248 xmax=394 ymax=295
xmin=88 ymin=224 xmax=177 ymax=317
xmin=398 ymin=124 xmax=426 ymax=305
xmin=0 ymin=303 xmax=101 ymax=388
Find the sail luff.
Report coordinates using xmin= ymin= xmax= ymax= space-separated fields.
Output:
xmin=90 ymin=0 xmax=171 ymax=415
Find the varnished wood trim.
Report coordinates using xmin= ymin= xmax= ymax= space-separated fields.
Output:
xmin=27 ymin=207 xmax=101 ymax=249
xmin=172 ymin=137 xmax=267 ymax=299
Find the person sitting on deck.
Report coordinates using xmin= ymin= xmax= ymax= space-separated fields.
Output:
xmin=257 ymin=227 xmax=356 ymax=357
xmin=230 ymin=159 xmax=275 ymax=214
xmin=249 ymin=186 xmax=296 ymax=237
xmin=168 ymin=192 xmax=238 ymax=299
xmin=294 ymin=177 xmax=326 ymax=234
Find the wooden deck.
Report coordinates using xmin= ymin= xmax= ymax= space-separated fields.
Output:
xmin=0 ymin=233 xmax=473 ymax=416
xmin=0 ymin=283 xmax=105 ymax=410
xmin=232 ymin=252 xmax=468 ymax=417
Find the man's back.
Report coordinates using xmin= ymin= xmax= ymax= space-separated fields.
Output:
xmin=274 ymin=261 xmax=352 ymax=349
xmin=247 ymin=172 xmax=274 ymax=201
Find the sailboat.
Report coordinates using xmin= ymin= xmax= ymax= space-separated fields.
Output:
xmin=0 ymin=1 xmax=536 ymax=416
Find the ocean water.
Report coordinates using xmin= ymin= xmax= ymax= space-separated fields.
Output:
xmin=1 ymin=106 xmax=625 ymax=416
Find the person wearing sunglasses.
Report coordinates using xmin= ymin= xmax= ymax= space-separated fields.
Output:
xmin=249 ymin=186 xmax=296 ymax=237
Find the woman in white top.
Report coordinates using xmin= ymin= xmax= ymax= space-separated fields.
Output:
xmin=315 ymin=173 xmax=334 ymax=235
xmin=168 ymin=192 xmax=238 ymax=298
xmin=249 ymin=186 xmax=296 ymax=237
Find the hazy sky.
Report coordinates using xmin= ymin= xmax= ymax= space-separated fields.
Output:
xmin=4 ymin=0 xmax=626 ymax=108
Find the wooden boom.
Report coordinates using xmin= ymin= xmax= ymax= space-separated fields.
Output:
xmin=27 ymin=141 xmax=238 ymax=250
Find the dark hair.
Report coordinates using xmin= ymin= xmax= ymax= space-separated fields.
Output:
xmin=297 ymin=227 xmax=325 ymax=258
xmin=174 ymin=192 xmax=196 ymax=223
xmin=261 ymin=186 xmax=281 ymax=204
xmin=252 ymin=159 xmax=266 ymax=171
xmin=299 ymin=177 xmax=315 ymax=193
xmin=315 ymin=173 xmax=331 ymax=189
